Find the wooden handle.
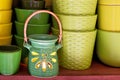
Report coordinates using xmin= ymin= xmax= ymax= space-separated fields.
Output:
xmin=24 ymin=10 xmax=62 ymax=43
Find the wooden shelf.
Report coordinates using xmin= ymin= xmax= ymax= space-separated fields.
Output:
xmin=1 ymin=58 xmax=120 ymax=80
xmin=9 ymin=0 xmax=120 ymax=80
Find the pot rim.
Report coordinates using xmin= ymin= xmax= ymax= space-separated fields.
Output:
xmin=0 ymin=45 xmax=21 ymax=53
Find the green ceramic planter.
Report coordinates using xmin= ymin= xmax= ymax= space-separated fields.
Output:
xmin=14 ymin=35 xmax=29 ymax=64
xmin=15 ymin=8 xmax=49 ymax=25
xmin=52 ymin=27 xmax=97 ymax=70
xmin=15 ymin=21 xmax=50 ymax=37
xmin=21 ymin=0 xmax=45 ymax=9
xmin=14 ymin=35 xmax=24 ymax=47
xmin=0 ymin=35 xmax=12 ymax=45
xmin=0 ymin=45 xmax=21 ymax=75
xmin=52 ymin=13 xmax=97 ymax=31
xmin=96 ymin=29 xmax=120 ymax=67
xmin=52 ymin=0 xmax=97 ymax=15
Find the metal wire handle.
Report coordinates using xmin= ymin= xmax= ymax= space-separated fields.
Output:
xmin=24 ymin=10 xmax=62 ymax=43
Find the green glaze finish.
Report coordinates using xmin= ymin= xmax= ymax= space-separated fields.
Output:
xmin=14 ymin=35 xmax=29 ymax=63
xmin=96 ymin=29 xmax=120 ymax=67
xmin=0 ymin=45 xmax=21 ymax=75
xmin=24 ymin=34 xmax=62 ymax=77
xmin=28 ymin=47 xmax=59 ymax=77
xmin=15 ymin=8 xmax=49 ymax=25
xmin=15 ymin=21 xmax=50 ymax=37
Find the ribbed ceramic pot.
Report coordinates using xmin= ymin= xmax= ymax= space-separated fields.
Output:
xmin=15 ymin=8 xmax=49 ymax=25
xmin=14 ymin=35 xmax=29 ymax=64
xmin=0 ymin=35 xmax=12 ymax=45
xmin=52 ymin=27 xmax=97 ymax=70
xmin=0 ymin=45 xmax=21 ymax=75
xmin=21 ymin=0 xmax=45 ymax=9
xmin=98 ymin=4 xmax=120 ymax=31
xmin=52 ymin=13 xmax=97 ymax=31
xmin=52 ymin=0 xmax=97 ymax=15
xmin=98 ymin=0 xmax=120 ymax=5
xmin=0 ymin=0 xmax=12 ymax=10
xmin=15 ymin=21 xmax=50 ymax=37
xmin=0 ymin=10 xmax=12 ymax=24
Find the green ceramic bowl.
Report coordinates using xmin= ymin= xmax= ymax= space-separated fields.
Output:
xmin=14 ymin=35 xmax=29 ymax=63
xmin=14 ymin=35 xmax=24 ymax=47
xmin=15 ymin=21 xmax=50 ymax=37
xmin=0 ymin=45 xmax=21 ymax=75
xmin=15 ymin=8 xmax=49 ymax=25
xmin=51 ymin=27 xmax=59 ymax=36
xmin=96 ymin=29 xmax=120 ymax=67
xmin=21 ymin=0 xmax=45 ymax=9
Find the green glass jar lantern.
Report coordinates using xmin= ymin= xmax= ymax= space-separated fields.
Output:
xmin=23 ymin=10 xmax=62 ymax=78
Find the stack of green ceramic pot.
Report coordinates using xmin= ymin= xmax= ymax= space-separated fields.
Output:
xmin=0 ymin=0 xmax=13 ymax=45
xmin=14 ymin=0 xmax=50 ymax=64
xmin=52 ymin=0 xmax=97 ymax=70
xmin=97 ymin=0 xmax=120 ymax=67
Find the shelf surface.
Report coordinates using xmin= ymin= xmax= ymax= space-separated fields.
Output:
xmin=0 ymin=59 xmax=120 ymax=80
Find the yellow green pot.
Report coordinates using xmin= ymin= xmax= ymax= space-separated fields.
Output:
xmin=0 ymin=0 xmax=12 ymax=10
xmin=98 ymin=5 xmax=120 ymax=31
xmin=0 ymin=35 xmax=12 ymax=45
xmin=52 ymin=0 xmax=97 ymax=15
xmin=0 ymin=23 xmax=12 ymax=37
xmin=98 ymin=0 xmax=120 ymax=5
xmin=52 ymin=13 xmax=97 ymax=31
xmin=52 ymin=27 xmax=97 ymax=70
xmin=96 ymin=29 xmax=120 ymax=67
xmin=0 ymin=10 xmax=12 ymax=24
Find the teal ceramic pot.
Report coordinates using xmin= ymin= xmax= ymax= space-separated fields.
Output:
xmin=0 ymin=45 xmax=21 ymax=75
xmin=14 ymin=35 xmax=29 ymax=64
xmin=15 ymin=21 xmax=50 ymax=37
xmin=96 ymin=29 xmax=120 ymax=67
xmin=23 ymin=10 xmax=62 ymax=77
xmin=15 ymin=8 xmax=50 ymax=24
xmin=21 ymin=0 xmax=45 ymax=9
xmin=24 ymin=34 xmax=62 ymax=77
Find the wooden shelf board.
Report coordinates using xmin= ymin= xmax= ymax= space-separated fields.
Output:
xmin=0 ymin=59 xmax=120 ymax=80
